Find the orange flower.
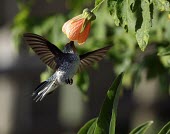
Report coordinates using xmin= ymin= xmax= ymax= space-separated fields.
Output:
xmin=62 ymin=8 xmax=96 ymax=45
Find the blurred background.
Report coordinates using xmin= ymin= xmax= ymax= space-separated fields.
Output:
xmin=0 ymin=0 xmax=170 ymax=134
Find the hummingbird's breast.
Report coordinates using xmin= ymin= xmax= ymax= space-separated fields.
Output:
xmin=55 ymin=53 xmax=80 ymax=84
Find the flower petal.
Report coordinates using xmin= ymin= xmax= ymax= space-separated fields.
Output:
xmin=62 ymin=11 xmax=93 ymax=44
xmin=77 ymin=22 xmax=91 ymax=45
xmin=62 ymin=21 xmax=69 ymax=34
xmin=66 ymin=19 xmax=84 ymax=40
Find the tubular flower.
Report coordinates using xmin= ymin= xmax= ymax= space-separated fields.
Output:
xmin=62 ymin=8 xmax=96 ymax=45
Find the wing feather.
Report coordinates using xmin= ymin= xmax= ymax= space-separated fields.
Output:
xmin=78 ymin=45 xmax=112 ymax=72
xmin=23 ymin=33 xmax=63 ymax=70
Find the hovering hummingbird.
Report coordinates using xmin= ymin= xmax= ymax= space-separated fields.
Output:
xmin=23 ymin=33 xmax=112 ymax=101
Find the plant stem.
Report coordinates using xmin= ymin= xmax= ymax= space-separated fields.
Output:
xmin=91 ymin=0 xmax=105 ymax=13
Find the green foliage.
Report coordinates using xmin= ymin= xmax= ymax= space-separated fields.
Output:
xmin=75 ymin=71 xmax=90 ymax=95
xmin=158 ymin=121 xmax=170 ymax=134
xmin=12 ymin=0 xmax=170 ymax=94
xmin=93 ymin=0 xmax=105 ymax=12
xmin=77 ymin=73 xmax=170 ymax=134
xmin=94 ymin=73 xmax=123 ymax=134
xmin=67 ymin=0 xmax=92 ymax=12
xmin=87 ymin=119 xmax=97 ymax=134
xmin=153 ymin=0 xmax=170 ymax=11
xmin=78 ymin=73 xmax=123 ymax=134
xmin=158 ymin=45 xmax=170 ymax=68
xmin=158 ymin=45 xmax=170 ymax=56
xmin=107 ymin=0 xmax=170 ymax=51
xmin=40 ymin=68 xmax=53 ymax=81
xmin=129 ymin=121 xmax=153 ymax=134
xmin=107 ymin=0 xmax=135 ymax=32
xmin=78 ymin=118 xmax=97 ymax=134
xmin=11 ymin=1 xmax=170 ymax=134
xmin=12 ymin=7 xmax=30 ymax=50
xmin=135 ymin=0 xmax=151 ymax=51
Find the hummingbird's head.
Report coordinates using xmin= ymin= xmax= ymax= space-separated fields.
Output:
xmin=63 ymin=41 xmax=77 ymax=54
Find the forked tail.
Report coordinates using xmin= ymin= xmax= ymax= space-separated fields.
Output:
xmin=32 ymin=80 xmax=58 ymax=102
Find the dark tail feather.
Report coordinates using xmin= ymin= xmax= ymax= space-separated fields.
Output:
xmin=32 ymin=81 xmax=48 ymax=96
xmin=32 ymin=81 xmax=52 ymax=102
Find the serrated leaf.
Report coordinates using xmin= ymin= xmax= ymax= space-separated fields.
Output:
xmin=153 ymin=0 xmax=170 ymax=11
xmin=129 ymin=121 xmax=153 ymax=134
xmin=136 ymin=0 xmax=151 ymax=51
xmin=77 ymin=118 xmax=97 ymax=134
xmin=120 ymin=0 xmax=135 ymax=32
xmin=107 ymin=0 xmax=136 ymax=32
xmin=93 ymin=73 xmax=124 ymax=134
xmin=134 ymin=0 xmax=142 ymax=31
xmin=107 ymin=0 xmax=121 ymax=26
xmin=158 ymin=121 xmax=170 ymax=134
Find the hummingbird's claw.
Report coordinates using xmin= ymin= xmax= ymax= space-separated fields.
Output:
xmin=70 ymin=79 xmax=73 ymax=85
xmin=65 ymin=78 xmax=73 ymax=85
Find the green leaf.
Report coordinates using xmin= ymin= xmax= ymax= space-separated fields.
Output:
xmin=93 ymin=72 xmax=124 ymax=134
xmin=109 ymin=73 xmax=124 ymax=134
xmin=136 ymin=0 xmax=151 ymax=51
xmin=131 ymin=0 xmax=143 ymax=32
xmin=129 ymin=121 xmax=153 ymax=134
xmin=158 ymin=46 xmax=170 ymax=56
xmin=158 ymin=46 xmax=170 ymax=67
xmin=107 ymin=0 xmax=121 ymax=26
xmin=75 ymin=71 xmax=90 ymax=94
xmin=109 ymin=111 xmax=116 ymax=134
xmin=87 ymin=120 xmax=97 ymax=134
xmin=158 ymin=121 xmax=170 ymax=134
xmin=107 ymin=0 xmax=136 ymax=32
xmin=94 ymin=0 xmax=105 ymax=12
xmin=153 ymin=0 xmax=170 ymax=11
xmin=13 ymin=7 xmax=30 ymax=25
xmin=119 ymin=0 xmax=135 ymax=32
xmin=95 ymin=0 xmax=103 ymax=7
xmin=78 ymin=118 xmax=97 ymax=134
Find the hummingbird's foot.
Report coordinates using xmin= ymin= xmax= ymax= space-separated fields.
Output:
xmin=70 ymin=79 xmax=73 ymax=84
xmin=65 ymin=78 xmax=73 ymax=85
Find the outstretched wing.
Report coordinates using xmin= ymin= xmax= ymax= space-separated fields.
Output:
xmin=23 ymin=33 xmax=63 ymax=70
xmin=78 ymin=45 xmax=112 ymax=72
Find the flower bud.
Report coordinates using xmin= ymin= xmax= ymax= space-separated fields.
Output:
xmin=62 ymin=8 xmax=96 ymax=45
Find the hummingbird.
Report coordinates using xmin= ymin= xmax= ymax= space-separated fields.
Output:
xmin=23 ymin=33 xmax=112 ymax=101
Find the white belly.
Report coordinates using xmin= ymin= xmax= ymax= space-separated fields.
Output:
xmin=56 ymin=61 xmax=79 ymax=84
